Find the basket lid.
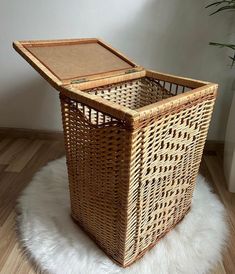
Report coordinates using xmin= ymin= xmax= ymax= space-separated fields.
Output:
xmin=13 ymin=38 xmax=143 ymax=87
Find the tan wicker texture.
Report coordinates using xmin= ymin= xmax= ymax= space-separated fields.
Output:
xmin=13 ymin=38 xmax=218 ymax=268
xmin=60 ymin=76 xmax=217 ymax=267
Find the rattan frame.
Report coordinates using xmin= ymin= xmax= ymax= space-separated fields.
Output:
xmin=61 ymin=70 xmax=214 ymax=127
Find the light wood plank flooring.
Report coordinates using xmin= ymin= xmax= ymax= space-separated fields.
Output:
xmin=0 ymin=137 xmax=234 ymax=273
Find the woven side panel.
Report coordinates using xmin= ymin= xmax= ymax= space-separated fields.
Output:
xmin=123 ymin=88 xmax=216 ymax=265
xmin=88 ymin=78 xmax=175 ymax=110
xmin=60 ymin=94 xmax=132 ymax=264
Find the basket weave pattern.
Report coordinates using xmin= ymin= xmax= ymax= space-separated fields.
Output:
xmin=88 ymin=78 xmax=175 ymax=110
xmin=60 ymin=77 xmax=216 ymax=267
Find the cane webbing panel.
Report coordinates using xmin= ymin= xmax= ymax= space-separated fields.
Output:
xmin=60 ymin=77 xmax=216 ymax=266
xmin=25 ymin=42 xmax=133 ymax=80
xmin=88 ymin=78 xmax=183 ymax=110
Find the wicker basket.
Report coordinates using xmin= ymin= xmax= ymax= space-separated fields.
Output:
xmin=60 ymin=76 xmax=217 ymax=267
xmin=13 ymin=38 xmax=218 ymax=267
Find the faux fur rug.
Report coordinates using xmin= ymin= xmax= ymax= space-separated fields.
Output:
xmin=17 ymin=157 xmax=228 ymax=274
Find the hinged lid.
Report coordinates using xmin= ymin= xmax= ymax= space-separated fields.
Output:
xmin=13 ymin=38 xmax=143 ymax=88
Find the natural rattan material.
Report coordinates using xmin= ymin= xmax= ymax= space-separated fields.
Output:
xmin=60 ymin=76 xmax=217 ymax=267
xmin=13 ymin=37 xmax=217 ymax=268
xmin=25 ymin=42 xmax=133 ymax=80
xmin=88 ymin=78 xmax=175 ymax=110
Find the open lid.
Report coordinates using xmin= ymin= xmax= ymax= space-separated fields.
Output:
xmin=13 ymin=38 xmax=143 ymax=87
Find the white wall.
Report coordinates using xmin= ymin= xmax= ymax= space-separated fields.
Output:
xmin=0 ymin=0 xmax=234 ymax=140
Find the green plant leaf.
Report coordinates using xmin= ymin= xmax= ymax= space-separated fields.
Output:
xmin=206 ymin=1 xmax=235 ymax=67
xmin=210 ymin=5 xmax=235 ymax=15
xmin=229 ymin=50 xmax=235 ymax=66
xmin=209 ymin=42 xmax=235 ymax=66
xmin=206 ymin=0 xmax=235 ymax=14
xmin=206 ymin=1 xmax=232 ymax=9
xmin=209 ymin=42 xmax=235 ymax=50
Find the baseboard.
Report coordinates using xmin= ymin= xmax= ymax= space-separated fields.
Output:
xmin=0 ymin=127 xmax=224 ymax=153
xmin=0 ymin=127 xmax=64 ymax=141
xmin=204 ymin=140 xmax=224 ymax=153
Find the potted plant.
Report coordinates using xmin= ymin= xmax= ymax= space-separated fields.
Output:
xmin=206 ymin=0 xmax=235 ymax=192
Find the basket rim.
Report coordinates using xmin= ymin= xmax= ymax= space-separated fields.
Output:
xmin=60 ymin=70 xmax=218 ymax=126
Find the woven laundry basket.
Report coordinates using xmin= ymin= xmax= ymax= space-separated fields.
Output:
xmin=13 ymin=38 xmax=218 ymax=267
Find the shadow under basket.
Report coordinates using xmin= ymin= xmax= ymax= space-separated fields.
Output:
xmin=60 ymin=76 xmax=217 ymax=267
xmin=13 ymin=38 xmax=217 ymax=267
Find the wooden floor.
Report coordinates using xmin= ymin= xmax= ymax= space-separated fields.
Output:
xmin=0 ymin=137 xmax=234 ymax=274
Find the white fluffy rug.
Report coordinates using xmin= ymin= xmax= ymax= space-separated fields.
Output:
xmin=17 ymin=157 xmax=228 ymax=274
